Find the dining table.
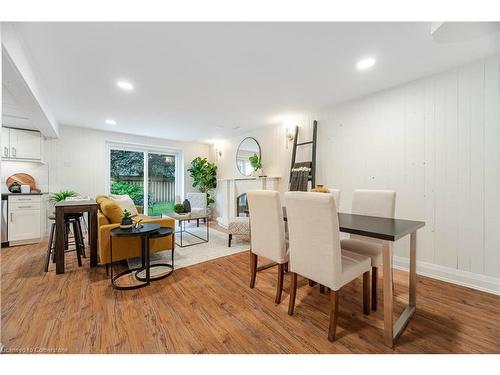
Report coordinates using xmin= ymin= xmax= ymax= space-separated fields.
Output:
xmin=54 ymin=199 xmax=99 ymax=274
xmin=282 ymin=207 xmax=425 ymax=348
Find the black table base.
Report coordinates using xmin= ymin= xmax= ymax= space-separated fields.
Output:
xmin=110 ymin=225 xmax=174 ymax=290
xmin=135 ymin=263 xmax=174 ymax=281
xmin=111 ymin=266 xmax=150 ymax=290
xmin=175 ymin=219 xmax=209 ymax=247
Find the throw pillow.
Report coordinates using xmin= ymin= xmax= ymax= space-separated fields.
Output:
xmin=100 ymin=200 xmax=124 ymax=224
xmin=109 ymin=195 xmax=139 ymax=216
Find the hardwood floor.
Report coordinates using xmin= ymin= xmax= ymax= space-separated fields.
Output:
xmin=1 ymin=235 xmax=499 ymax=353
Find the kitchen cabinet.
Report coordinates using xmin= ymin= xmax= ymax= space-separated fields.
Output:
xmin=1 ymin=127 xmax=42 ymax=161
xmin=2 ymin=127 xmax=10 ymax=158
xmin=7 ymin=195 xmax=42 ymax=245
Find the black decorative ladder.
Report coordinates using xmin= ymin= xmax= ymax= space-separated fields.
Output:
xmin=289 ymin=120 xmax=318 ymax=190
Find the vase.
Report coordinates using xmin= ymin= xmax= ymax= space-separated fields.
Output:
xmin=183 ymin=199 xmax=192 ymax=213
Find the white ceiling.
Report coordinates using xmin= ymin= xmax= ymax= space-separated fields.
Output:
xmin=9 ymin=22 xmax=500 ymax=143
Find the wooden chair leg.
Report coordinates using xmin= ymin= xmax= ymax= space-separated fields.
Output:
xmin=64 ymin=222 xmax=70 ymax=249
xmin=308 ymin=279 xmax=317 ymax=287
xmin=74 ymin=220 xmax=83 ymax=257
xmin=44 ymin=223 xmax=56 ymax=272
xmin=197 ymin=218 xmax=200 ymax=227
xmin=228 ymin=233 xmax=232 ymax=247
xmin=249 ymin=252 xmax=257 ymax=288
xmin=320 ymin=285 xmax=326 ymax=294
xmin=288 ymin=272 xmax=298 ymax=315
xmin=363 ymin=271 xmax=370 ymax=315
xmin=371 ymin=266 xmax=378 ymax=311
xmin=328 ymin=289 xmax=339 ymax=342
xmin=72 ymin=222 xmax=82 ymax=267
xmin=275 ymin=263 xmax=285 ymax=304
xmin=77 ymin=218 xmax=86 ymax=258
xmin=284 ymin=262 xmax=288 ymax=273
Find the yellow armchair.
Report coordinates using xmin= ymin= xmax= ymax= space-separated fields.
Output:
xmin=97 ymin=211 xmax=175 ymax=265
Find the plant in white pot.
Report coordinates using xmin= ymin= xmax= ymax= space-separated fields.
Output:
xmin=249 ymin=153 xmax=263 ymax=177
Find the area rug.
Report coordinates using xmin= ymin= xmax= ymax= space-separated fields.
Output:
xmin=127 ymin=225 xmax=249 ymax=275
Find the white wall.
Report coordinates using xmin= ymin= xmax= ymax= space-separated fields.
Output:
xmin=214 ymin=55 xmax=500 ymax=293
xmin=46 ymin=125 xmax=210 ymax=201
xmin=314 ymin=55 xmax=500 ymax=285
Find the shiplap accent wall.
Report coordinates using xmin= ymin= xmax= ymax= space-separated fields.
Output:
xmin=314 ymin=55 xmax=500 ymax=287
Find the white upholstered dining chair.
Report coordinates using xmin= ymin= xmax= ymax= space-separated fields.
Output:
xmin=247 ymin=190 xmax=289 ymax=304
xmin=328 ymin=188 xmax=341 ymax=209
xmin=340 ymin=189 xmax=396 ymax=311
xmin=285 ymin=191 xmax=371 ymax=341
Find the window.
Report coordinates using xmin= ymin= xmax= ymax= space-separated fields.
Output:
xmin=107 ymin=143 xmax=182 ymax=216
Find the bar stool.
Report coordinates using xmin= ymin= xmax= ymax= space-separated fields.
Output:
xmin=44 ymin=213 xmax=86 ymax=272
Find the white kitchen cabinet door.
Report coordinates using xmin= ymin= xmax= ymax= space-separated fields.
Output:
xmin=8 ymin=209 xmax=41 ymax=241
xmin=1 ymin=127 xmax=10 ymax=158
xmin=9 ymin=128 xmax=41 ymax=160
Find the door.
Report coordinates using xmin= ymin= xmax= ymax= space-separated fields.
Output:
xmin=1 ymin=127 xmax=10 ymax=158
xmin=148 ymin=153 xmax=176 ymax=216
xmin=9 ymin=128 xmax=41 ymax=160
xmin=109 ymin=149 xmax=145 ymax=213
xmin=8 ymin=208 xmax=41 ymax=241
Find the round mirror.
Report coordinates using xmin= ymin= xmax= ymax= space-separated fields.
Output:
xmin=236 ymin=137 xmax=261 ymax=176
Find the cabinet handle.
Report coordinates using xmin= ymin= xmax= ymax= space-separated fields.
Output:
xmin=10 ymin=212 xmax=13 ymax=222
xmin=3 ymin=147 xmax=8 ymax=157
xmin=17 ymin=205 xmax=34 ymax=209
xmin=11 ymin=147 xmax=16 ymax=157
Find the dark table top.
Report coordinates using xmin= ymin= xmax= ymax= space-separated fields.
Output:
xmin=282 ymin=207 xmax=425 ymax=241
xmin=110 ymin=223 xmax=160 ymax=237
xmin=150 ymin=227 xmax=174 ymax=238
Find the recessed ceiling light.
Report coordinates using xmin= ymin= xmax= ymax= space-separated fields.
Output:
xmin=356 ymin=57 xmax=376 ymax=70
xmin=116 ymin=80 xmax=134 ymax=91
xmin=105 ymin=119 xmax=117 ymax=125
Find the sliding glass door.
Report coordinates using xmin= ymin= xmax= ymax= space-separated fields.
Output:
xmin=147 ymin=152 xmax=176 ymax=216
xmin=109 ymin=145 xmax=178 ymax=216
xmin=110 ymin=149 xmax=145 ymax=212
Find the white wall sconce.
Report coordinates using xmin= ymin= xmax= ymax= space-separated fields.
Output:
xmin=215 ymin=147 xmax=223 ymax=160
xmin=285 ymin=127 xmax=296 ymax=149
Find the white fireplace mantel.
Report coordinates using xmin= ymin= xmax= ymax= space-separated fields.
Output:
xmin=215 ymin=176 xmax=281 ymax=228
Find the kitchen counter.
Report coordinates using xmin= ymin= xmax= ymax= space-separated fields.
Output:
xmin=1 ymin=192 xmax=47 ymax=197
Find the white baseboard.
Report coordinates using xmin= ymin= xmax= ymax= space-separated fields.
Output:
xmin=393 ymin=256 xmax=500 ymax=296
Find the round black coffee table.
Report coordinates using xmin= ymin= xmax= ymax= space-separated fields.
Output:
xmin=110 ymin=223 xmax=167 ymax=290
xmin=134 ymin=227 xmax=175 ymax=282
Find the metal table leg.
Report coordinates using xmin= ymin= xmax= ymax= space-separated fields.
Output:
xmin=383 ymin=231 xmax=417 ymax=347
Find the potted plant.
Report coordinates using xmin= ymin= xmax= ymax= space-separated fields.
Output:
xmin=187 ymin=157 xmax=217 ymax=215
xmin=49 ymin=190 xmax=78 ymax=202
xmin=249 ymin=153 xmax=263 ymax=177
xmin=120 ymin=209 xmax=134 ymax=230
xmin=174 ymin=203 xmax=190 ymax=217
